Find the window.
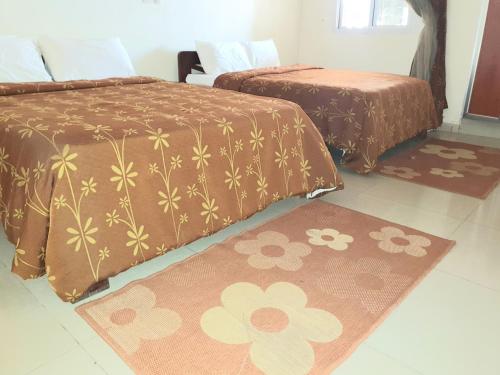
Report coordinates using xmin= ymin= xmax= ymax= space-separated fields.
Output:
xmin=338 ymin=0 xmax=412 ymax=29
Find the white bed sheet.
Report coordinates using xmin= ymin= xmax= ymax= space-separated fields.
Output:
xmin=185 ymin=73 xmax=218 ymax=87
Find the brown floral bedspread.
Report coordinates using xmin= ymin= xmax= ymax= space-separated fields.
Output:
xmin=0 ymin=77 xmax=342 ymax=302
xmin=214 ymin=65 xmax=439 ymax=173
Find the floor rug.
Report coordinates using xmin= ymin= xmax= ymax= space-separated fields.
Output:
xmin=375 ymin=138 xmax=500 ymax=199
xmin=77 ymin=200 xmax=454 ymax=375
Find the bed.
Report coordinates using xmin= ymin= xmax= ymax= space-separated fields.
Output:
xmin=0 ymin=77 xmax=343 ymax=302
xmin=178 ymin=51 xmax=440 ymax=174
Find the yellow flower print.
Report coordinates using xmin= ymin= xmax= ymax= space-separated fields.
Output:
xmin=156 ymin=243 xmax=168 ymax=256
xmin=33 ymin=161 xmax=46 ymax=180
xmin=14 ymin=246 xmax=26 ymax=267
xmin=51 ymin=145 xmax=78 ymax=179
xmin=54 ymin=195 xmax=67 ymax=209
xmin=147 ymin=128 xmax=170 ymax=150
xmin=224 ymin=168 xmax=242 ymax=190
xmin=126 ymin=225 xmax=150 ymax=256
xmin=119 ymin=197 xmax=130 ymax=208
xmin=66 ymin=217 xmax=98 ymax=252
xmin=81 ymin=177 xmax=97 ymax=196
xmin=170 ymin=155 xmax=182 ymax=170
xmin=0 ymin=147 xmax=9 ymax=173
xmin=201 ymin=198 xmax=219 ymax=224
xmin=149 ymin=162 xmax=159 ymax=174
xmin=250 ymin=128 xmax=264 ymax=151
xmin=216 ymin=118 xmax=234 ymax=136
xmin=223 ymin=216 xmax=232 ymax=227
xmin=267 ymin=108 xmax=281 ymax=120
xmin=293 ymin=116 xmax=306 ymax=135
xmin=179 ymin=213 xmax=189 ymax=224
xmin=158 ymin=188 xmax=181 ymax=213
xmin=106 ymin=210 xmax=120 ymax=227
xmin=366 ymin=101 xmax=376 ymax=118
xmin=13 ymin=208 xmax=23 ymax=220
xmin=15 ymin=167 xmax=30 ymax=188
xmin=192 ymin=144 xmax=211 ymax=169
xmin=186 ymin=184 xmax=199 ymax=198
xmin=98 ymin=247 xmax=111 ymax=261
xmin=83 ymin=124 xmax=112 ymax=133
xmin=313 ymin=105 xmax=328 ymax=119
xmin=234 ymin=139 xmax=243 ymax=152
xmin=257 ymin=177 xmax=268 ymax=199
xmin=18 ymin=123 xmax=48 ymax=139
xmin=65 ymin=289 xmax=82 ymax=303
xmin=274 ymin=149 xmax=289 ymax=168
xmin=300 ymin=160 xmax=311 ymax=178
xmin=110 ymin=162 xmax=138 ymax=191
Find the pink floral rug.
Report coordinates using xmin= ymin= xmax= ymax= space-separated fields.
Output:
xmin=376 ymin=139 xmax=500 ymax=199
xmin=77 ymin=200 xmax=454 ymax=375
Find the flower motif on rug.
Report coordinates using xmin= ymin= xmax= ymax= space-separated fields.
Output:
xmin=449 ymin=161 xmax=500 ymax=177
xmin=369 ymin=227 xmax=431 ymax=257
xmin=419 ymin=144 xmax=477 ymax=160
xmin=234 ymin=231 xmax=312 ymax=271
xmin=317 ymin=257 xmax=411 ymax=314
xmin=201 ymin=282 xmax=343 ymax=375
xmin=429 ymin=168 xmax=464 ymax=179
xmin=306 ymin=228 xmax=354 ymax=251
xmin=379 ymin=166 xmax=421 ymax=180
xmin=85 ymin=285 xmax=182 ymax=354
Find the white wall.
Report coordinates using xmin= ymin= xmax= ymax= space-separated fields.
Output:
xmin=298 ymin=0 xmax=490 ymax=126
xmin=0 ymin=0 xmax=301 ymax=81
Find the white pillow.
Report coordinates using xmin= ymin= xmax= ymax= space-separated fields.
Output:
xmin=244 ymin=40 xmax=281 ymax=68
xmin=0 ymin=36 xmax=52 ymax=83
xmin=39 ymin=37 xmax=136 ymax=81
xmin=195 ymin=41 xmax=252 ymax=75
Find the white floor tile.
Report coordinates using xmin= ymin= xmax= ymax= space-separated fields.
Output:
xmin=321 ymin=192 xmax=462 ymax=238
xmin=333 ymin=344 xmax=423 ymax=375
xmin=82 ymin=337 xmax=134 ymax=375
xmin=467 ymin=188 xmax=500 ymax=229
xmin=0 ymin=230 xmax=15 ymax=269
xmin=437 ymin=221 xmax=500 ymax=291
xmin=0 ymin=305 xmax=78 ymax=375
xmin=366 ymin=270 xmax=500 ymax=375
xmin=28 ymin=346 xmax=106 ymax=375
xmin=364 ymin=177 xmax=480 ymax=220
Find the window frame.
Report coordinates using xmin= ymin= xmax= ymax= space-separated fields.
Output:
xmin=337 ymin=0 xmax=420 ymax=33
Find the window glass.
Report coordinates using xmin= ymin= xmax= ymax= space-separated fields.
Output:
xmin=374 ymin=0 xmax=410 ymax=26
xmin=339 ymin=0 xmax=372 ymax=29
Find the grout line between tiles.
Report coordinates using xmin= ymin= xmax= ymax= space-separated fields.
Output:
xmin=434 ymin=268 xmax=500 ymax=295
xmin=363 ymin=344 xmax=427 ymax=375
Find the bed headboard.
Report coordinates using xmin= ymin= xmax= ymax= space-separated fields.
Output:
xmin=178 ymin=51 xmax=204 ymax=83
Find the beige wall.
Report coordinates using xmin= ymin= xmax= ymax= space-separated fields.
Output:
xmin=298 ymin=0 xmax=490 ymax=125
xmin=0 ymin=0 xmax=489 ymax=126
xmin=0 ymin=0 xmax=302 ymax=81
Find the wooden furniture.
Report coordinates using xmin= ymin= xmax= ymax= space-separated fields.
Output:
xmin=469 ymin=0 xmax=500 ymax=119
xmin=177 ymin=51 xmax=204 ymax=83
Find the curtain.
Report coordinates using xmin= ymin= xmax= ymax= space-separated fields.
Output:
xmin=407 ymin=0 xmax=448 ymax=124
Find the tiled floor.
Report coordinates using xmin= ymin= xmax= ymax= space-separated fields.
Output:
xmin=1 ymin=124 xmax=500 ymax=375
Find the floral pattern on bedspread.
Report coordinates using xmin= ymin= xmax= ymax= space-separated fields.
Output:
xmin=0 ymin=77 xmax=342 ymax=301
xmin=215 ymin=66 xmax=439 ymax=173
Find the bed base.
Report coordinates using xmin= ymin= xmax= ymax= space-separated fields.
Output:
xmin=178 ymin=51 xmax=204 ymax=83
xmin=74 ymin=279 xmax=110 ymax=303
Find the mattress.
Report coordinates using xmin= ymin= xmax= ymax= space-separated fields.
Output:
xmin=0 ymin=76 xmax=343 ymax=301
xmin=186 ymin=73 xmax=218 ymax=87
xmin=215 ymin=65 xmax=439 ymax=173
